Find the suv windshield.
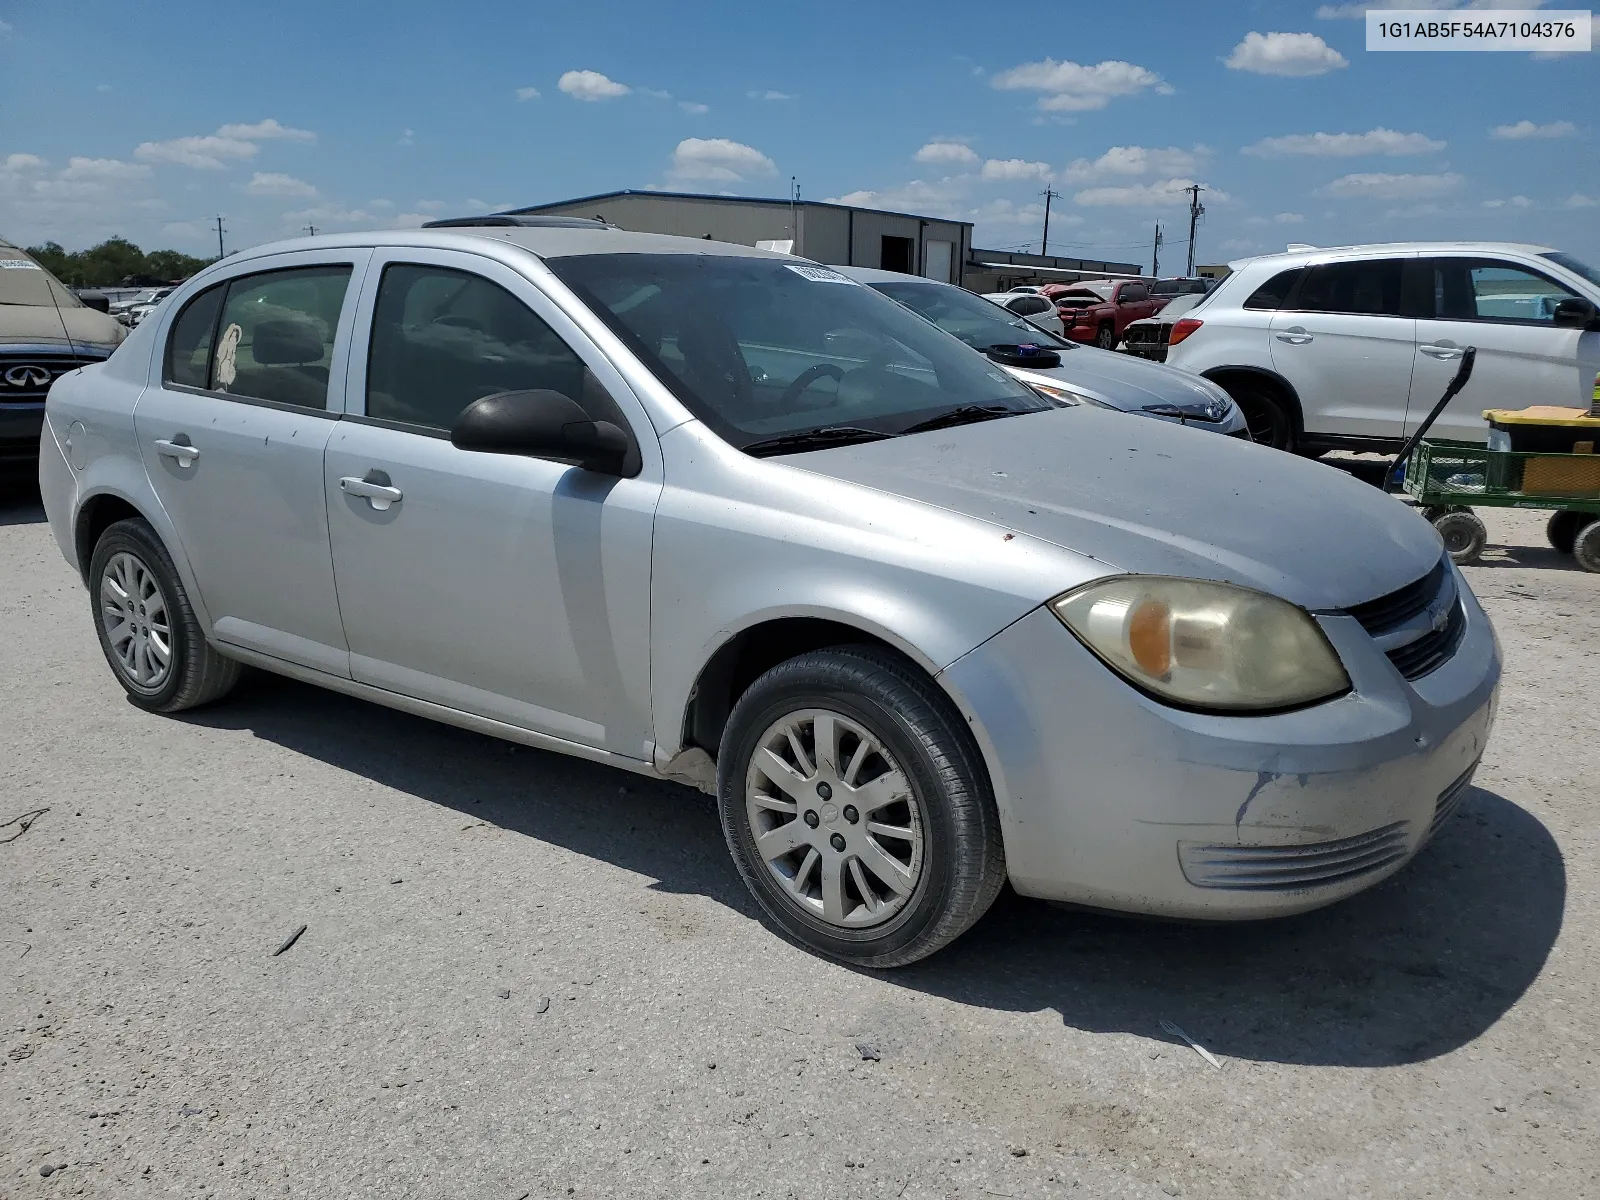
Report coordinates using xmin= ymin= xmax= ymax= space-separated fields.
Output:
xmin=548 ymin=255 xmax=1048 ymax=452
xmin=1543 ymin=251 xmax=1600 ymax=290
xmin=870 ymin=279 xmax=1074 ymax=353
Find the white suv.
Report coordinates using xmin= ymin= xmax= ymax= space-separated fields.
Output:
xmin=1165 ymin=242 xmax=1600 ymax=451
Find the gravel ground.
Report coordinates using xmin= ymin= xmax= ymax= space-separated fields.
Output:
xmin=2 ymin=473 xmax=1596 ymax=1200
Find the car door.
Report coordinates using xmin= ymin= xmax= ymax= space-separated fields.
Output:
xmin=325 ymin=249 xmax=662 ymax=758
xmin=1268 ymin=256 xmax=1417 ymax=441
xmin=135 ymin=253 xmax=369 ymax=675
xmin=1406 ymin=255 xmax=1600 ymax=441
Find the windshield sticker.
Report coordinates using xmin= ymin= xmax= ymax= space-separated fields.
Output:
xmin=216 ymin=323 xmax=243 ymax=389
xmin=784 ymin=264 xmax=859 ymax=285
xmin=0 ymin=259 xmax=43 ymax=270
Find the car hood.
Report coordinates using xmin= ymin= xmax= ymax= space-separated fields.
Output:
xmin=0 ymin=303 xmax=124 ymax=349
xmin=1006 ymin=346 xmax=1228 ymax=413
xmin=783 ymin=405 xmax=1441 ymax=611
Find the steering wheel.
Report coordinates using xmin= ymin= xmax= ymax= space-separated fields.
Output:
xmin=779 ymin=363 xmax=845 ymax=407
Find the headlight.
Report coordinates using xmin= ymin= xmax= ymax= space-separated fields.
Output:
xmin=1048 ymin=576 xmax=1350 ymax=713
xmin=1030 ymin=382 xmax=1113 ymax=410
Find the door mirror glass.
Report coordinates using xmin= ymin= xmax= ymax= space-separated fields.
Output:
xmin=450 ymin=389 xmax=632 ymax=475
xmin=1552 ymin=296 xmax=1599 ymax=328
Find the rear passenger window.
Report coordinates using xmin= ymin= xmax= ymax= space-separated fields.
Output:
xmin=1296 ymin=260 xmax=1405 ymax=316
xmin=1243 ymin=268 xmax=1303 ymax=310
xmin=213 ymin=266 xmax=353 ymax=410
xmin=365 ymin=264 xmax=592 ymax=431
xmin=164 ymin=284 xmax=224 ymax=389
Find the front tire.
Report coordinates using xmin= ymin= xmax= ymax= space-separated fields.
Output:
xmin=88 ymin=518 xmax=240 ymax=712
xmin=1095 ymin=322 xmax=1116 ymax=350
xmin=1222 ymin=380 xmax=1296 ymax=450
xmin=717 ymin=646 xmax=1005 ymax=968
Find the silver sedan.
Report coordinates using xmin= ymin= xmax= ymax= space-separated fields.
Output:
xmin=40 ymin=227 xmax=1499 ymax=966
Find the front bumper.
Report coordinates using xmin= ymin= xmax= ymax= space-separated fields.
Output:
xmin=940 ymin=569 xmax=1500 ymax=919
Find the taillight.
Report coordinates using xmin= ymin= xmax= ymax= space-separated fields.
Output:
xmin=1168 ymin=318 xmax=1202 ymax=346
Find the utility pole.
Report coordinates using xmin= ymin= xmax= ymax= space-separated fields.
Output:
xmin=304 ymin=224 xmax=318 ymax=237
xmin=789 ymin=175 xmax=798 ymax=243
xmin=1039 ymin=186 xmax=1059 ymax=256
xmin=1151 ymin=222 xmax=1163 ymax=278
xmin=214 ymin=215 xmax=226 ymax=259
xmin=1184 ymin=185 xmax=1205 ymax=277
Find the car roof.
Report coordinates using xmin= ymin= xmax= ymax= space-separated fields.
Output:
xmin=1226 ymin=240 xmax=1559 ymax=273
xmin=833 ymin=265 xmax=931 ymax=285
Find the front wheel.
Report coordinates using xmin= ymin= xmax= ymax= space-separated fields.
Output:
xmin=1220 ymin=381 xmax=1296 ymax=451
xmin=1094 ymin=323 xmax=1116 ymax=350
xmin=717 ymin=646 xmax=1005 ymax=968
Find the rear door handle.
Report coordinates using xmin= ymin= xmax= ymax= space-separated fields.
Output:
xmin=1419 ymin=343 xmax=1463 ymax=360
xmin=340 ymin=473 xmax=403 ymax=511
xmin=1274 ymin=327 xmax=1313 ymax=345
xmin=153 ymin=438 xmax=200 ymax=466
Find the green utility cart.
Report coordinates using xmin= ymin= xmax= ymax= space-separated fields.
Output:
xmin=1386 ymin=347 xmax=1600 ymax=571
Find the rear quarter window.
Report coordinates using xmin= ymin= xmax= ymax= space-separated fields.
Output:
xmin=1243 ymin=268 xmax=1304 ymax=311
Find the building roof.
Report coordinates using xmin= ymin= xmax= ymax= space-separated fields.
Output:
xmin=507 ymin=189 xmax=974 ymax=228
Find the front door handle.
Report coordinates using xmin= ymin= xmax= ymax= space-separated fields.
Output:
xmin=153 ymin=437 xmax=200 ymax=466
xmin=340 ymin=472 xmax=403 ymax=512
xmin=1419 ymin=342 xmax=1463 ymax=360
xmin=1274 ymin=326 xmax=1313 ymax=345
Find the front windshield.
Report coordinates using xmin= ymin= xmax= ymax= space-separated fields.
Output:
xmin=549 ymin=254 xmax=1047 ymax=450
xmin=0 ymin=246 xmax=83 ymax=308
xmin=871 ymin=280 xmax=1074 ymax=352
xmin=1543 ymin=251 xmax=1600 ymax=290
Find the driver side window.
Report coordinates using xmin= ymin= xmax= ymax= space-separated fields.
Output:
xmin=365 ymin=263 xmax=595 ymax=431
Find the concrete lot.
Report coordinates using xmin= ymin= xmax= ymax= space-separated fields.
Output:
xmin=2 ymin=473 xmax=1596 ymax=1200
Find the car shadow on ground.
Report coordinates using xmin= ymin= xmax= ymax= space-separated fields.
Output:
xmin=0 ymin=479 xmax=45 ymax=526
xmin=186 ymin=669 xmax=1565 ymax=1071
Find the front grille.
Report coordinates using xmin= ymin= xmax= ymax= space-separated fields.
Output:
xmin=1347 ymin=558 xmax=1446 ymax=634
xmin=1428 ymin=762 xmax=1477 ymax=839
xmin=1179 ymin=821 xmax=1412 ymax=891
xmin=0 ymin=353 xmax=97 ymax=404
xmin=1343 ymin=556 xmax=1465 ymax=681
xmin=1385 ymin=599 xmax=1466 ymax=679
xmin=1124 ymin=324 xmax=1166 ymax=345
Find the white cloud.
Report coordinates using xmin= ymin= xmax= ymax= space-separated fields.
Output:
xmin=825 ymin=177 xmax=971 ymax=218
xmin=1319 ymin=171 xmax=1464 ymax=199
xmin=915 ymin=141 xmax=979 ymax=167
xmin=1073 ymin=178 xmax=1228 ymax=207
xmin=991 ymin=58 xmax=1165 ymax=112
xmin=981 ymin=158 xmax=1054 ymax=182
xmin=1246 ymin=211 xmax=1307 ymax=225
xmin=24 ymin=179 xmax=107 ymax=201
xmin=1564 ymin=193 xmax=1599 ymax=209
xmin=749 ymin=90 xmax=793 ymax=101
xmin=1062 ymin=145 xmax=1204 ymax=181
xmin=368 ymin=198 xmax=395 ymax=209
xmin=515 ymin=86 xmax=541 ymax=101
xmin=61 ymin=156 xmax=150 ymax=181
xmin=0 ymin=19 xmax=11 ymax=36
xmin=1244 ymin=127 xmax=1444 ymax=157
xmin=135 ymin=135 xmax=258 ymax=170
xmin=216 ymin=119 xmax=315 ymax=142
xmin=2 ymin=153 xmax=46 ymax=172
xmin=1225 ymin=32 xmax=1348 ymax=76
xmin=391 ymin=213 xmax=432 ymax=229
xmin=414 ymin=199 xmax=448 ymax=211
xmin=246 ymin=172 xmax=317 ymax=197
xmin=1318 ymin=0 xmax=1545 ymax=16
xmin=667 ymin=137 xmax=776 ymax=184
xmin=284 ymin=204 xmax=381 ymax=227
xmin=1491 ymin=119 xmax=1576 ymax=140
xmin=679 ymin=101 xmax=709 ymax=114
xmin=96 ymin=83 xmax=111 ymax=92
xmin=398 ymin=129 xmax=415 ymax=147
xmin=558 ymin=70 xmax=630 ymax=101
xmin=638 ymin=87 xmax=673 ymax=101
xmin=1481 ymin=196 xmax=1534 ymax=209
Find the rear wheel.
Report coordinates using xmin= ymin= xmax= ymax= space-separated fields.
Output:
xmin=717 ymin=646 xmax=1005 ymax=968
xmin=1431 ymin=509 xmax=1487 ymax=566
xmin=1546 ymin=509 xmax=1587 ymax=555
xmin=1095 ymin=322 xmax=1116 ymax=350
xmin=1573 ymin=518 xmax=1600 ymax=574
xmin=1219 ymin=379 xmax=1296 ymax=451
xmin=88 ymin=518 xmax=241 ymax=712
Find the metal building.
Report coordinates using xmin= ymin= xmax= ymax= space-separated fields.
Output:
xmin=505 ymin=190 xmax=973 ymax=286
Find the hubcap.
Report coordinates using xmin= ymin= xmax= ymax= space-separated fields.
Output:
xmin=100 ymin=552 xmax=173 ymax=692
xmin=745 ymin=708 xmax=925 ymax=930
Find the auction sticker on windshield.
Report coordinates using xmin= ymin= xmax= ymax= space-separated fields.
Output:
xmin=0 ymin=260 xmax=43 ymax=270
xmin=785 ymin=264 xmax=860 ymax=285
xmin=1367 ymin=9 xmax=1590 ymax=51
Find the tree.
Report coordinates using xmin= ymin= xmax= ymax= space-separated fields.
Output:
xmin=23 ymin=237 xmax=214 ymax=287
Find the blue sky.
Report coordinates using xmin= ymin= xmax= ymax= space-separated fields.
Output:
xmin=1 ymin=0 xmax=1596 ymax=270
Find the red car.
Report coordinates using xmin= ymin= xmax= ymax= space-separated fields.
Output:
xmin=1043 ymin=279 xmax=1166 ymax=350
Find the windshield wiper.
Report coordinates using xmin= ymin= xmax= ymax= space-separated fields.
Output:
xmin=741 ymin=426 xmax=895 ymax=457
xmin=899 ymin=404 xmax=1032 ymax=435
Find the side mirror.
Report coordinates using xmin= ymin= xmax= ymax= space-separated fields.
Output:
xmin=451 ymin=389 xmax=634 ymax=475
xmin=1552 ymin=297 xmax=1599 ymax=329
xmin=78 ymin=291 xmax=111 ymax=313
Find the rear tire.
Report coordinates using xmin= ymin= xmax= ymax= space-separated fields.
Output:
xmin=1431 ymin=509 xmax=1487 ymax=566
xmin=1546 ymin=509 xmax=1586 ymax=555
xmin=1218 ymin=379 xmax=1296 ymax=451
xmin=88 ymin=518 xmax=241 ymax=713
xmin=1573 ymin=519 xmax=1600 ymax=574
xmin=717 ymin=646 xmax=1005 ymax=968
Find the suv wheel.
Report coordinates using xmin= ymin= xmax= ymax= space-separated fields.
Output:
xmin=88 ymin=518 xmax=241 ymax=712
xmin=1221 ymin=379 xmax=1296 ymax=451
xmin=717 ymin=646 xmax=1005 ymax=968
xmin=1095 ymin=323 xmax=1116 ymax=350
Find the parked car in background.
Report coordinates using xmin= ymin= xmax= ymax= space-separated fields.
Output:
xmin=1165 ymin=242 xmax=1600 ymax=451
xmin=1122 ymin=294 xmax=1207 ymax=362
xmin=125 ymin=286 xmax=177 ymax=328
xmin=0 ymin=239 xmax=125 ymax=474
xmin=1151 ymin=277 xmax=1213 ymax=299
xmin=982 ymin=291 xmax=1066 ymax=337
xmin=838 ymin=267 xmax=1246 ymax=435
xmin=111 ymin=287 xmax=170 ymax=325
xmin=1045 ymin=279 xmax=1165 ymax=349
xmin=42 ymin=226 xmax=1498 ymax=966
